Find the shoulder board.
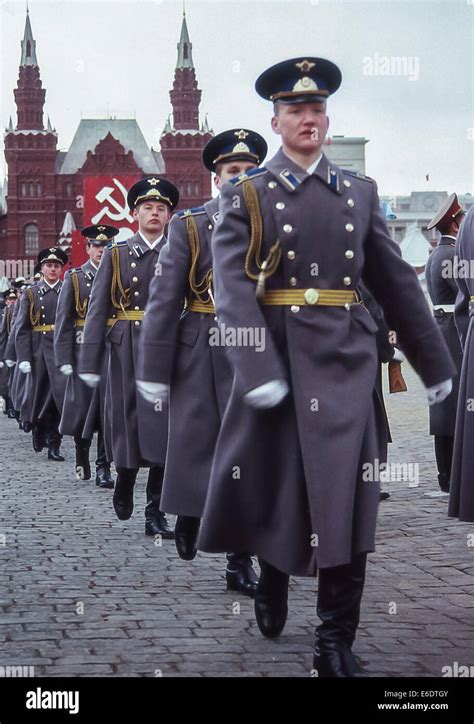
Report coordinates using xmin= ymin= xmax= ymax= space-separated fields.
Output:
xmin=229 ymin=166 xmax=268 ymax=187
xmin=177 ymin=206 xmax=206 ymax=219
xmin=342 ymin=169 xmax=373 ymax=184
xmin=106 ymin=240 xmax=128 ymax=250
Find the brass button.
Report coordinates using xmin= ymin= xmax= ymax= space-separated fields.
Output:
xmin=343 ymin=276 xmax=351 ymax=286
xmin=42 ymin=331 xmax=46 ymax=335
xmin=304 ymin=288 xmax=319 ymax=305
xmin=289 ymin=277 xmax=297 ymax=287
xmin=283 ymin=224 xmax=293 ymax=233
xmin=276 ymin=202 xmax=285 ymax=210
xmin=134 ymin=306 xmax=140 ymax=311
xmin=290 ymin=305 xmax=300 ymax=313
xmin=131 ymin=262 xmax=137 ymax=268
xmin=287 ymin=250 xmax=296 ymax=260
xmin=343 ymin=180 xmax=351 ymax=188
xmin=41 ymin=305 xmax=45 ymax=309
xmin=345 ymin=250 xmax=354 ymax=259
xmin=129 ymin=251 xmax=133 ymax=256
xmin=208 ymin=224 xmax=213 ymax=230
xmin=132 ymin=276 xmax=138 ymax=282
xmin=268 ymin=181 xmax=277 ymax=189
xmin=344 ymin=303 xmax=351 ymax=310
xmin=345 ymin=223 xmax=354 ymax=232
xmin=134 ymin=291 xmax=139 ymax=297
xmin=134 ymin=321 xmax=140 ymax=327
xmin=347 ymin=198 xmax=355 ymax=207
xmin=86 ymin=283 xmax=91 ymax=287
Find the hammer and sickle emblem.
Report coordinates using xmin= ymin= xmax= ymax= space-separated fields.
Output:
xmin=91 ymin=178 xmax=134 ymax=224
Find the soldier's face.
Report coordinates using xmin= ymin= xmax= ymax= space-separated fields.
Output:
xmin=87 ymin=243 xmax=105 ymax=266
xmin=5 ymin=298 xmax=16 ymax=307
xmin=214 ymin=161 xmax=257 ymax=190
xmin=271 ymin=101 xmax=329 ymax=154
xmin=133 ymin=201 xmax=170 ymax=237
xmin=41 ymin=262 xmax=62 ymax=284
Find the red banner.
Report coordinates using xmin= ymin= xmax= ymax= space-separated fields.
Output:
xmin=72 ymin=174 xmax=140 ymax=267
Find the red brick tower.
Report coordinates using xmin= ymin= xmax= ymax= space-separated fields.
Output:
xmin=160 ymin=12 xmax=213 ymax=209
xmin=3 ymin=10 xmax=58 ymax=259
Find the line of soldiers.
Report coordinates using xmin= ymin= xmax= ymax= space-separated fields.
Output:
xmin=1 ymin=54 xmax=464 ymax=677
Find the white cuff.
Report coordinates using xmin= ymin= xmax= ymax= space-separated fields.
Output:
xmin=60 ymin=364 xmax=74 ymax=376
xmin=136 ymin=380 xmax=169 ymax=404
xmin=5 ymin=359 xmax=16 ymax=368
xmin=244 ymin=379 xmax=289 ymax=409
xmin=78 ymin=373 xmax=100 ymax=388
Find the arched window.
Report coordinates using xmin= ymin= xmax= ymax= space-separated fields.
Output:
xmin=21 ymin=183 xmax=27 ymax=197
xmin=25 ymin=224 xmax=39 ymax=256
xmin=194 ymin=182 xmax=199 ymax=196
xmin=29 ymin=182 xmax=36 ymax=197
xmin=36 ymin=182 xmax=42 ymax=196
xmin=65 ymin=182 xmax=72 ymax=197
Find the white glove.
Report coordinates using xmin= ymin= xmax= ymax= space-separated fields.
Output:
xmin=244 ymin=379 xmax=289 ymax=409
xmin=136 ymin=380 xmax=169 ymax=404
xmin=391 ymin=348 xmax=405 ymax=363
xmin=5 ymin=359 xmax=15 ymax=368
xmin=19 ymin=361 xmax=31 ymax=374
xmin=78 ymin=373 xmax=100 ymax=388
xmin=0 ymin=361 xmax=4 ymax=368
xmin=426 ymin=378 xmax=452 ymax=406
xmin=60 ymin=364 xmax=74 ymax=376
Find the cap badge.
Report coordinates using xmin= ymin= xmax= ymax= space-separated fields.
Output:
xmin=232 ymin=142 xmax=250 ymax=153
xmin=295 ymin=59 xmax=316 ymax=73
xmin=234 ymin=129 xmax=249 ymax=140
xmin=292 ymin=77 xmax=319 ymax=92
xmin=147 ymin=178 xmax=160 ymax=186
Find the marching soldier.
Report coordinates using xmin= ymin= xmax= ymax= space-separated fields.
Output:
xmin=0 ymin=289 xmax=18 ymax=418
xmin=78 ymin=178 xmax=179 ymax=539
xmin=425 ymin=194 xmax=464 ymax=492
xmin=449 ymin=207 xmax=474 ymax=520
xmin=15 ymin=247 xmax=68 ymax=460
xmin=54 ymin=225 xmax=117 ymax=488
xmin=4 ymin=288 xmax=25 ymax=425
xmin=137 ymin=130 xmax=267 ymax=596
xmin=197 ymin=57 xmax=455 ymax=676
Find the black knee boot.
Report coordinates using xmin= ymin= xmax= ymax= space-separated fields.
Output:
xmin=144 ymin=466 xmax=174 ymax=539
xmin=47 ymin=430 xmax=64 ymax=462
xmin=254 ymin=558 xmax=289 ymax=638
xmin=226 ymin=553 xmax=259 ymax=598
xmin=113 ymin=468 xmax=138 ymax=520
xmin=175 ymin=515 xmax=201 ymax=560
xmin=313 ymin=554 xmax=368 ymax=677
xmin=74 ymin=435 xmax=91 ymax=480
xmin=95 ymin=430 xmax=114 ymax=489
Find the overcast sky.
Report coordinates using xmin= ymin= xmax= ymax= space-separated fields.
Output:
xmin=1 ymin=0 xmax=473 ymax=195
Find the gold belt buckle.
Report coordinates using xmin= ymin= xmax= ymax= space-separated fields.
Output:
xmin=304 ymin=288 xmax=319 ymax=305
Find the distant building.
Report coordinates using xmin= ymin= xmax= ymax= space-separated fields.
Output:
xmin=380 ymin=192 xmax=474 ymax=244
xmin=324 ymin=136 xmax=368 ymax=175
xmin=0 ymin=10 xmax=213 ymax=266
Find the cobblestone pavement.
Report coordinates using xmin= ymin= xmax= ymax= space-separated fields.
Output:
xmin=0 ymin=365 xmax=473 ymax=678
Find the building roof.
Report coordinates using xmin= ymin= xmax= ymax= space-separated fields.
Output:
xmin=400 ymin=222 xmax=432 ymax=267
xmin=176 ymin=13 xmax=194 ymax=69
xmin=57 ymin=119 xmax=164 ymax=175
xmin=21 ymin=10 xmax=38 ymax=67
